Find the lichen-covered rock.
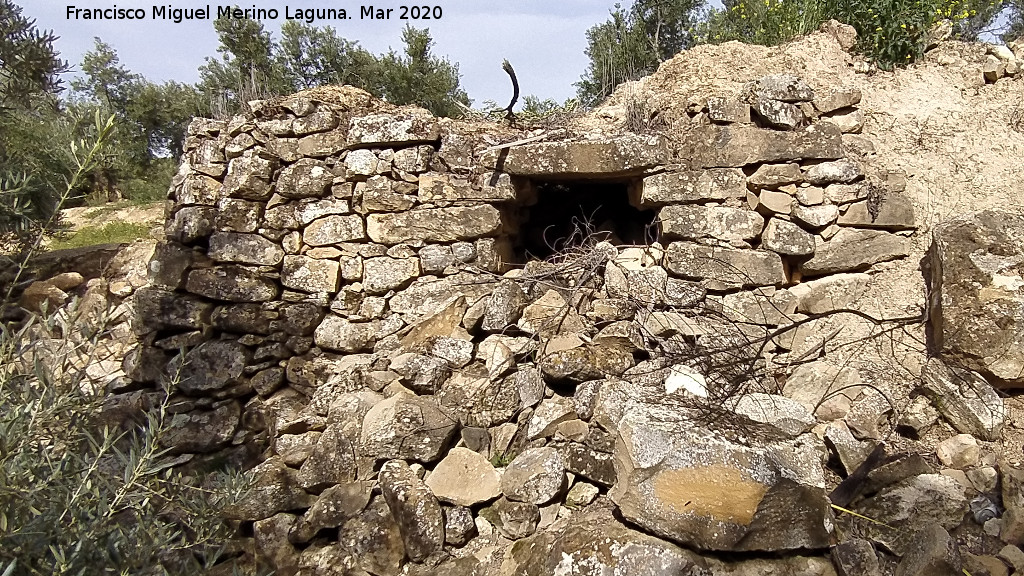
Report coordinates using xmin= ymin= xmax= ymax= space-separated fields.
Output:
xmin=789 ymin=272 xmax=870 ymax=314
xmin=481 ymin=280 xmax=528 ymax=332
xmin=505 ymin=501 xmax=709 ymax=576
xmin=186 ymin=266 xmax=279 ymax=302
xmin=303 ymin=214 xmax=367 ymax=245
xmin=752 ymin=97 xmax=804 ymax=130
xmin=683 ymin=123 xmax=842 ymax=168
xmin=501 ymin=447 xmax=567 ymax=505
xmin=928 ymin=211 xmax=1024 ymax=387
xmin=178 ymin=339 xmax=251 ymax=394
xmin=348 ymin=111 xmax=440 ymax=147
xmin=605 ymin=381 xmax=832 ymax=552
xmin=425 ymin=447 xmax=502 ymax=507
xmin=168 ymin=206 xmax=215 ymax=244
xmin=389 ymin=353 xmax=450 ymax=394
xmin=281 ymin=255 xmax=340 ymax=293
xmin=793 ymin=203 xmax=840 ymax=228
xmin=291 ymin=482 xmax=373 ymax=544
xmin=857 ymin=474 xmax=967 ymax=556
xmin=208 ymin=232 xmax=284 ymax=266
xmin=725 ymin=393 xmax=814 ymax=437
xmin=753 ymin=74 xmax=815 ymax=102
xmin=659 ymin=205 xmax=764 ymax=242
xmin=215 ymin=198 xmax=262 ymax=232
xmin=162 ymin=401 xmax=240 ymax=453
xmin=379 ymin=459 xmax=445 ymax=563
xmin=436 ymin=364 xmax=519 ymax=427
xmin=920 ymin=358 xmax=1005 ymax=441
xmin=314 ymin=315 xmax=377 ymax=352
xmin=518 ymin=289 xmax=588 ymax=337
xmin=363 ymin=256 xmax=420 ymax=294
xmin=360 ymin=393 xmax=458 ymax=463
xmin=222 ymin=150 xmax=276 ymax=200
xmin=135 ymin=287 xmax=212 ymax=331
xmin=225 ymin=456 xmax=315 ymax=521
xmin=803 ymin=159 xmax=863 ymax=185
xmin=763 ymin=218 xmax=815 ymax=256
xmin=813 ymin=87 xmax=862 ymax=114
xmin=748 ymin=163 xmax=803 ymax=187
xmin=481 ymin=134 xmax=667 ymax=177
xmin=296 ymin=424 xmax=357 ymax=491
xmin=337 ymin=497 xmax=405 ymax=575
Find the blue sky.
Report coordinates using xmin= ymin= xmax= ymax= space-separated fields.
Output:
xmin=27 ymin=1 xmax=622 ymax=106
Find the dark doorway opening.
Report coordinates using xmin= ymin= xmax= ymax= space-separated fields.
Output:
xmin=515 ymin=180 xmax=656 ymax=261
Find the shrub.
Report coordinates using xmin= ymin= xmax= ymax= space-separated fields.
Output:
xmin=702 ymin=0 xmax=1004 ymax=69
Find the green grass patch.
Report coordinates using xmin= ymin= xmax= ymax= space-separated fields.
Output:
xmin=48 ymin=221 xmax=152 ymax=250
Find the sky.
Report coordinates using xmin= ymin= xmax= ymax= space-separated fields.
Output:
xmin=26 ymin=1 xmax=623 ymax=106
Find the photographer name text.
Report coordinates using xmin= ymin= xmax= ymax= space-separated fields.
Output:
xmin=65 ymin=4 xmax=444 ymax=23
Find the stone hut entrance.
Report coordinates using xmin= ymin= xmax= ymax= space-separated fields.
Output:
xmin=514 ymin=179 xmax=656 ymax=260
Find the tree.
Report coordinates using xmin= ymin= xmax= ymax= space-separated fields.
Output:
xmin=0 ymin=0 xmax=67 ymax=110
xmin=576 ymin=0 xmax=703 ymax=107
xmin=276 ymin=21 xmax=379 ymax=91
xmin=375 ymin=26 xmax=470 ymax=117
xmin=0 ymin=0 xmax=75 ymax=239
xmin=70 ymin=39 xmax=206 ymax=201
xmin=199 ymin=15 xmax=288 ymax=115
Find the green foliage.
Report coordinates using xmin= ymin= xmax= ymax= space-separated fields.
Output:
xmin=373 ymin=25 xmax=470 ymax=118
xmin=48 ymin=221 xmax=152 ymax=251
xmin=576 ymin=0 xmax=704 ymax=107
xmin=700 ymin=0 xmax=1004 ymax=69
xmin=0 ymin=303 xmax=245 ymax=575
xmin=0 ymin=0 xmax=68 ymax=110
xmin=0 ymin=1 xmax=81 ymax=242
xmin=70 ymin=39 xmax=206 ymax=202
xmin=276 ymin=20 xmax=380 ymax=91
xmin=200 ymin=15 xmax=469 ymax=118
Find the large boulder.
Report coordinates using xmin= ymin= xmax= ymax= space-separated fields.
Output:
xmin=928 ymin=211 xmax=1024 ymax=387
xmin=600 ymin=380 xmax=832 ymax=552
xmin=359 ymin=393 xmax=458 ymax=463
xmin=504 ymin=500 xmax=709 ymax=576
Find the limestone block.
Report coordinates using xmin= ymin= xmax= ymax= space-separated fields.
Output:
xmin=763 ymin=218 xmax=815 ymax=256
xmin=684 ymin=123 xmax=843 ymax=168
xmin=348 ymin=111 xmax=440 ymax=147
xmin=632 ymin=167 xmax=746 ymax=206
xmin=208 ymin=231 xmax=284 ymax=266
xmin=659 ymin=204 xmax=764 ymax=242
xmin=186 ymin=266 xmax=278 ymax=302
xmin=281 ymin=255 xmax=340 ymax=293
xmin=480 ymin=134 xmax=668 ymax=177
xmin=752 ymin=74 xmax=815 ymax=102
xmin=277 ymin=158 xmax=333 ymax=199
xmin=928 ymin=211 xmax=1024 ymax=387
xmin=665 ymin=242 xmax=786 ymax=290
xmin=366 ymin=205 xmax=501 ymax=244
xmin=303 ymin=214 xmax=367 ymax=245
xmin=801 ymin=228 xmax=909 ymax=275
xmin=813 ymin=87 xmax=862 ymax=114
xmin=748 ymin=163 xmax=803 ymax=188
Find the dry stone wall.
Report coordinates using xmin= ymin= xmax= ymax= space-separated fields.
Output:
xmin=131 ymin=73 xmax=1017 ymax=575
